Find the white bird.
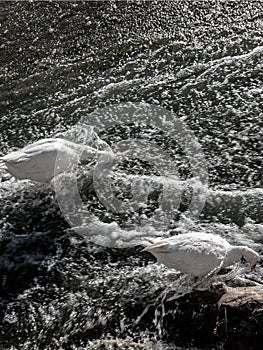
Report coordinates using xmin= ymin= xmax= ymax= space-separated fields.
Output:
xmin=0 ymin=138 xmax=110 ymax=184
xmin=143 ymin=232 xmax=260 ymax=279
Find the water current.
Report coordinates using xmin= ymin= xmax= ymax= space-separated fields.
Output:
xmin=0 ymin=1 xmax=263 ymax=349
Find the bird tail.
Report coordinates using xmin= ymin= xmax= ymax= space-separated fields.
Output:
xmin=141 ymin=236 xmax=163 ymax=251
xmin=143 ymin=237 xmax=158 ymax=244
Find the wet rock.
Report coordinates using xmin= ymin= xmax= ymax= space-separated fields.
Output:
xmin=156 ymin=287 xmax=220 ymax=349
xmin=213 ymin=282 xmax=263 ymax=350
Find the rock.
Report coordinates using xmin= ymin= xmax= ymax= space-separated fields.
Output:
xmin=213 ymin=282 xmax=263 ymax=350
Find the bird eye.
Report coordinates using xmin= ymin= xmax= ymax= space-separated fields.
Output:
xmin=241 ymin=255 xmax=247 ymax=264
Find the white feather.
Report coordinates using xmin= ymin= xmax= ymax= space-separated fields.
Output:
xmin=143 ymin=232 xmax=260 ymax=278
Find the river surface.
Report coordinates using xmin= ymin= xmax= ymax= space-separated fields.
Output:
xmin=0 ymin=1 xmax=263 ymax=349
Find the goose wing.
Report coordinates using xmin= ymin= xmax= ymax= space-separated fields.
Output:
xmin=22 ymin=138 xmax=58 ymax=149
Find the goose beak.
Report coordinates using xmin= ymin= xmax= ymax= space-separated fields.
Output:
xmin=251 ymin=263 xmax=257 ymax=271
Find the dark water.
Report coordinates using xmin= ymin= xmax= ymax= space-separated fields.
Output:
xmin=0 ymin=1 xmax=263 ymax=349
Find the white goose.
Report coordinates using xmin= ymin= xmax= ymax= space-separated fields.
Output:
xmin=143 ymin=232 xmax=260 ymax=280
xmin=0 ymin=138 xmax=109 ymax=184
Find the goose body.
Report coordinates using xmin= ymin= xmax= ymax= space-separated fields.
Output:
xmin=0 ymin=138 xmax=101 ymax=183
xmin=143 ymin=232 xmax=260 ymax=279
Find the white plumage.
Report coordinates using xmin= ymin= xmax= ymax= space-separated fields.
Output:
xmin=143 ymin=232 xmax=260 ymax=279
xmin=0 ymin=138 xmax=103 ymax=183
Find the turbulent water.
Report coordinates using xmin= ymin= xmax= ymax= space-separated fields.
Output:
xmin=0 ymin=1 xmax=263 ymax=349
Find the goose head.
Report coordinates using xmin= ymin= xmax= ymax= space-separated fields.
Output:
xmin=226 ymin=245 xmax=260 ymax=270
